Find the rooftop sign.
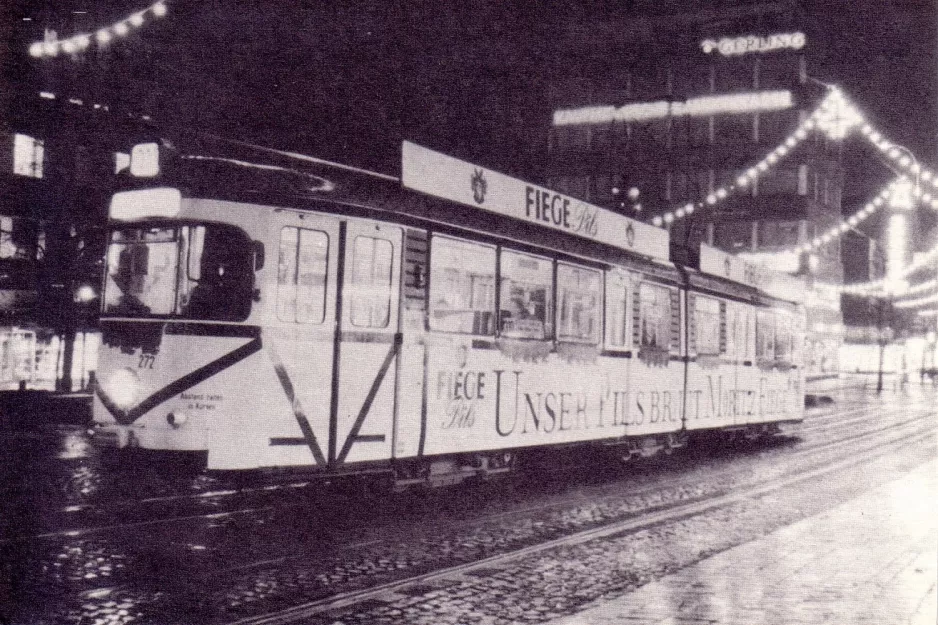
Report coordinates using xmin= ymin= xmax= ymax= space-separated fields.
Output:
xmin=701 ymin=32 xmax=806 ymax=56
xmin=553 ymin=90 xmax=792 ymax=126
xmin=401 ymin=141 xmax=669 ymax=261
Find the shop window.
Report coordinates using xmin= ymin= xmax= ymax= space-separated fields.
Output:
xmin=557 ymin=263 xmax=601 ymax=343
xmin=277 ymin=227 xmax=329 ymax=324
xmin=428 ymin=235 xmax=495 ymax=335
xmin=13 ymin=134 xmax=44 ymax=178
xmin=499 ymin=250 xmax=552 ymax=340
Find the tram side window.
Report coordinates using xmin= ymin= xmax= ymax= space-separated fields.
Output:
xmin=428 ymin=236 xmax=496 ymax=334
xmin=775 ymin=313 xmax=792 ymax=362
xmin=756 ymin=310 xmax=775 ymax=360
xmin=557 ymin=264 xmax=601 ymax=343
xmin=349 ymin=236 xmax=394 ymax=328
xmin=277 ymin=227 xmax=329 ymax=324
xmin=637 ymin=282 xmax=672 ymax=350
xmin=694 ymin=295 xmax=721 ymax=355
xmin=605 ymin=271 xmax=630 ymax=348
xmin=499 ymin=250 xmax=553 ymax=340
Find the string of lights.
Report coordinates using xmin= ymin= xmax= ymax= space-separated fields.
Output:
xmin=894 ymin=291 xmax=938 ymax=309
xmin=29 ymin=1 xmax=168 ymax=58
xmin=651 ymin=88 xmax=855 ymax=227
xmin=791 ymin=180 xmax=899 ymax=256
xmin=858 ymin=125 xmax=938 ymax=211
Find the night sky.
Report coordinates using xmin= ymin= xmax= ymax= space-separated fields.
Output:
xmin=6 ymin=0 xmax=938 ymax=180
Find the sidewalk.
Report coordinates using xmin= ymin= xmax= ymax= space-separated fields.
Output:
xmin=549 ymin=459 xmax=937 ymax=625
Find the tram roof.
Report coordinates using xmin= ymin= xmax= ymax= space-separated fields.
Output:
xmin=112 ymin=135 xmax=804 ymax=303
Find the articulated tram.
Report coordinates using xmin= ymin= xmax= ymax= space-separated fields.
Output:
xmin=91 ymin=138 xmax=805 ymax=486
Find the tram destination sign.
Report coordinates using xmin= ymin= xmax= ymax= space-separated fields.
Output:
xmin=401 ymin=141 xmax=670 ymax=261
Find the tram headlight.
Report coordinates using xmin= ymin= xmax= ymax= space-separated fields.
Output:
xmin=102 ymin=368 xmax=140 ymax=410
xmin=167 ymin=411 xmax=188 ymax=428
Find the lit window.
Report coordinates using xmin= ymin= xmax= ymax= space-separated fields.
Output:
xmin=557 ymin=263 xmax=601 ymax=344
xmin=428 ymin=235 xmax=495 ymax=335
xmin=694 ymin=295 xmax=722 ymax=355
xmin=13 ymin=134 xmax=44 ymax=178
xmin=638 ymin=282 xmax=672 ymax=350
xmin=756 ymin=309 xmax=775 ymax=360
xmin=349 ymin=236 xmax=393 ymax=328
xmin=499 ymin=250 xmax=552 ymax=340
xmin=775 ymin=313 xmax=792 ymax=362
xmin=277 ymin=227 xmax=329 ymax=324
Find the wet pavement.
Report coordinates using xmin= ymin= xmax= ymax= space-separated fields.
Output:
xmin=547 ymin=458 xmax=937 ymax=625
xmin=0 ymin=382 xmax=934 ymax=625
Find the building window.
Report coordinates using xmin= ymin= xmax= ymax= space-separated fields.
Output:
xmin=277 ymin=227 xmax=329 ymax=324
xmin=713 ymin=222 xmax=752 ymax=251
xmin=557 ymin=263 xmax=601 ymax=344
xmin=758 ymin=221 xmax=801 ymax=248
xmin=13 ymin=134 xmax=44 ymax=178
xmin=758 ymin=166 xmax=799 ymax=196
xmin=428 ymin=235 xmax=496 ymax=335
xmin=500 ymin=250 xmax=552 ymax=340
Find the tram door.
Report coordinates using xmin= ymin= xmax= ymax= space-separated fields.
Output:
xmin=333 ymin=220 xmax=402 ymax=465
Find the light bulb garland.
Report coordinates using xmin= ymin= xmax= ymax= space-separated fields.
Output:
xmin=858 ymin=122 xmax=938 ymax=212
xmin=791 ymin=180 xmax=900 ymax=256
xmin=29 ymin=1 xmax=168 ymax=59
xmin=894 ymin=290 xmax=938 ymax=309
xmin=651 ymin=89 xmax=853 ymax=228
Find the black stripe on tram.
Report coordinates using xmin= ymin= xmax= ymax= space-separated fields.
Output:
xmin=336 ymin=334 xmax=402 ymax=464
xmin=97 ymin=337 xmax=263 ymax=426
xmin=163 ymin=323 xmax=262 ymax=338
xmin=329 ymin=221 xmax=348 ymax=465
xmin=266 ymin=345 xmax=328 ymax=466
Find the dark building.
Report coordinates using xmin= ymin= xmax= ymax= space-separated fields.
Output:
xmin=541 ymin=0 xmax=846 ymax=375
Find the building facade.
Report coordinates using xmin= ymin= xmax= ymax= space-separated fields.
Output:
xmin=542 ymin=0 xmax=845 ymax=376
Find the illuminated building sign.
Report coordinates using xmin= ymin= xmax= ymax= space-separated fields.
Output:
xmin=701 ymin=32 xmax=806 ymax=56
xmin=552 ymin=90 xmax=793 ymax=126
xmin=401 ymin=142 xmax=669 ymax=261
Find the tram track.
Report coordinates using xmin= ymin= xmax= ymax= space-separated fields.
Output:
xmin=227 ymin=416 xmax=935 ymax=625
xmin=42 ymin=403 xmax=933 ymax=624
xmin=5 ymin=397 xmax=930 ymax=547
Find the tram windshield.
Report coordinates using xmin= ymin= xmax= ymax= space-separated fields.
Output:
xmin=103 ymin=224 xmax=254 ymax=321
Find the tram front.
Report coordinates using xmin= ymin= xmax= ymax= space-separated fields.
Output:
xmin=90 ymin=186 xmax=263 ymax=465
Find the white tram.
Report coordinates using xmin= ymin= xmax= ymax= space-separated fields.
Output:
xmin=91 ymin=139 xmax=805 ymax=484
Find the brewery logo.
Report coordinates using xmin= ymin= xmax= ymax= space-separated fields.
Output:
xmin=471 ymin=168 xmax=488 ymax=204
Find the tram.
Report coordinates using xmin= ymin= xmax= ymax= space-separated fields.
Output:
xmin=90 ymin=137 xmax=805 ymax=486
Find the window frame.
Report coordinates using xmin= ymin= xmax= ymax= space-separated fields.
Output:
xmin=637 ymin=280 xmax=674 ymax=352
xmin=348 ymin=234 xmax=395 ymax=329
xmin=556 ymin=262 xmax=603 ymax=345
xmin=276 ymin=226 xmax=330 ymax=325
xmin=498 ymin=248 xmax=555 ymax=341
xmin=693 ymin=295 xmax=723 ymax=357
xmin=427 ymin=234 xmax=497 ymax=336
xmin=604 ymin=269 xmax=632 ymax=351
